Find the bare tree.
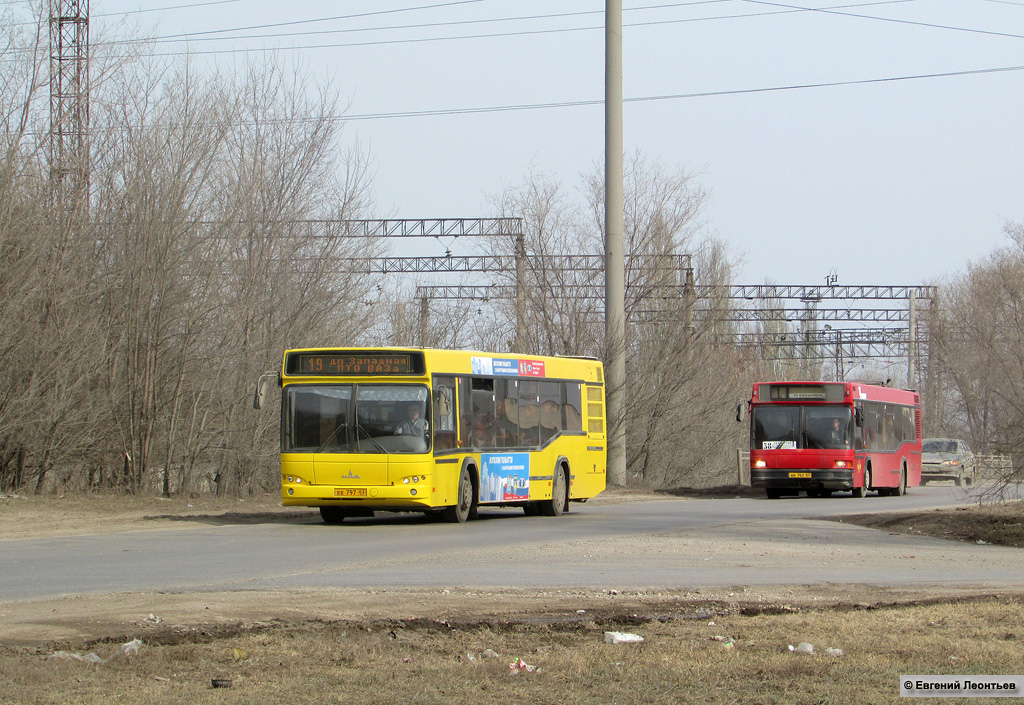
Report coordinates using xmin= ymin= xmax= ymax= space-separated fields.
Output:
xmin=930 ymin=223 xmax=1024 ymax=497
xmin=477 ymin=154 xmax=744 ymax=489
xmin=205 ymin=61 xmax=381 ymax=496
xmin=0 ymin=11 xmax=382 ymax=496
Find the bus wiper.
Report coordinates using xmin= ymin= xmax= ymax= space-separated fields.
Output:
xmin=357 ymin=423 xmax=389 ymax=454
xmin=777 ymin=429 xmax=795 ymax=448
xmin=316 ymin=424 xmax=348 ymax=454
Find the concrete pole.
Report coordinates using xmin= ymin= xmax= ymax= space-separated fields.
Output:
xmin=419 ymin=297 xmax=429 ymax=348
xmin=395 ymin=302 xmax=405 ymax=346
xmin=605 ymin=0 xmax=627 ymax=487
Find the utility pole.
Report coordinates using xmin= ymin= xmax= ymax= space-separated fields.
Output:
xmin=605 ymin=0 xmax=627 ymax=487
xmin=907 ymin=290 xmax=916 ymax=389
xmin=49 ymin=0 xmax=90 ymax=219
xmin=514 ymin=234 xmax=526 ymax=352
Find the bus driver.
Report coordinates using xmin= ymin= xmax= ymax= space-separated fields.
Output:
xmin=400 ymin=403 xmax=426 ymax=436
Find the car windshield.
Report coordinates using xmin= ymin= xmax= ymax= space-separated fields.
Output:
xmin=923 ymin=440 xmax=957 ymax=453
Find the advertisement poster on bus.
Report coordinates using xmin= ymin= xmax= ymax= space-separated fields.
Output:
xmin=480 ymin=453 xmax=530 ymax=502
xmin=471 ymin=357 xmax=545 ymax=377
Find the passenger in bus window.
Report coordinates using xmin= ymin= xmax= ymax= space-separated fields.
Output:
xmin=498 ymin=398 xmax=519 ymax=448
xmin=540 ymin=399 xmax=561 ymax=444
xmin=400 ymin=403 xmax=426 ymax=437
xmin=829 ymin=418 xmax=845 ymax=446
xmin=471 ymin=415 xmax=495 ymax=448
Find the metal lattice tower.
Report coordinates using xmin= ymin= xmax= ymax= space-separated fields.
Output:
xmin=49 ymin=0 xmax=90 ymax=214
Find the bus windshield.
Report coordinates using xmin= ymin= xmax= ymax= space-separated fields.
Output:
xmin=752 ymin=405 xmax=852 ymax=451
xmin=284 ymin=384 xmax=430 ymax=454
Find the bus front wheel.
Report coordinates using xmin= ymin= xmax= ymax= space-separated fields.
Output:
xmin=444 ymin=466 xmax=474 ymax=523
xmin=320 ymin=506 xmax=347 ymax=524
xmin=852 ymin=467 xmax=871 ymax=498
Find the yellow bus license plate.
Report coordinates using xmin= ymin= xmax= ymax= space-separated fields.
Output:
xmin=788 ymin=472 xmax=811 ymax=479
xmin=335 ymin=488 xmax=367 ymax=497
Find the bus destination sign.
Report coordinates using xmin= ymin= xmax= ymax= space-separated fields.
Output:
xmin=290 ymin=352 xmax=415 ymax=376
xmin=763 ymin=383 xmax=845 ymax=402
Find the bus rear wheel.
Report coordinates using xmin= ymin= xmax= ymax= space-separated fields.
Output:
xmin=893 ymin=466 xmax=907 ymax=496
xmin=541 ymin=466 xmax=568 ymax=516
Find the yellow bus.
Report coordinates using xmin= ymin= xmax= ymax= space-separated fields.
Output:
xmin=256 ymin=347 xmax=607 ymax=524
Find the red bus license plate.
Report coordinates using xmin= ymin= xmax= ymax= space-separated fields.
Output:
xmin=335 ymin=488 xmax=367 ymax=497
xmin=788 ymin=472 xmax=811 ymax=479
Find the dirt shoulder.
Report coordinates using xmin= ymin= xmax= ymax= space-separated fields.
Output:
xmin=830 ymin=503 xmax=1024 ymax=548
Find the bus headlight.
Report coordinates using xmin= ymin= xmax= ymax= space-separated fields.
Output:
xmin=754 ymin=460 xmax=767 ymax=468
xmin=834 ymin=460 xmax=849 ymax=468
xmin=403 ymin=477 xmax=410 ymax=484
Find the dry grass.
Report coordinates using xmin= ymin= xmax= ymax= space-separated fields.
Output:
xmin=3 ymin=596 xmax=1023 ymax=704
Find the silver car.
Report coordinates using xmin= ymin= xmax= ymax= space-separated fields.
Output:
xmin=921 ymin=438 xmax=976 ymax=486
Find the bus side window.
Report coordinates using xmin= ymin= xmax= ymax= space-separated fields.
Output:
xmin=563 ymin=383 xmax=583 ymax=432
xmin=539 ymin=381 xmax=561 ymax=444
xmin=518 ymin=380 xmax=540 ymax=447
xmin=433 ymin=377 xmax=458 ymax=452
xmin=902 ymin=407 xmax=915 ymax=443
xmin=458 ymin=377 xmax=472 ymax=449
xmin=494 ymin=379 xmax=517 ymax=448
xmin=470 ymin=378 xmax=496 ymax=449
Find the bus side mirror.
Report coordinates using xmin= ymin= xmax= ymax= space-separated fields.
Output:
xmin=253 ymin=372 xmax=277 ymax=410
xmin=854 ymin=408 xmax=863 ymax=427
xmin=735 ymin=403 xmax=744 ymax=423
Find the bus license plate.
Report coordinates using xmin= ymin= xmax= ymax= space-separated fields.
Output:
xmin=335 ymin=488 xmax=367 ymax=497
xmin=788 ymin=472 xmax=811 ymax=479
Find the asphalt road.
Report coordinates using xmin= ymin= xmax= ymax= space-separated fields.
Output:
xmin=2 ymin=485 xmax=1022 ymax=601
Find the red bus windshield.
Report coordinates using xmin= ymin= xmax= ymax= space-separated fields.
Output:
xmin=752 ymin=404 xmax=853 ymax=451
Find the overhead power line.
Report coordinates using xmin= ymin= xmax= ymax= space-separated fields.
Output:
xmin=6 ymin=62 xmax=1022 ymax=136
xmin=742 ymin=0 xmax=1024 ymax=40
xmin=133 ymin=0 xmax=1023 ymax=58
xmin=341 ymin=64 xmax=1024 ymax=121
xmin=93 ymin=0 xmax=247 ymax=16
xmin=91 ymin=0 xmax=485 ymax=20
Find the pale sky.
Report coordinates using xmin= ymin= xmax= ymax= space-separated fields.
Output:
xmin=82 ymin=1 xmax=1024 ymax=285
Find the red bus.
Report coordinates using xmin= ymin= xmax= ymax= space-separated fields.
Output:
xmin=744 ymin=381 xmax=922 ymax=499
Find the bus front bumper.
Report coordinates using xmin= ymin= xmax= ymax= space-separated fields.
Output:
xmin=281 ymin=482 xmax=435 ymax=510
xmin=751 ymin=469 xmax=854 ymax=490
